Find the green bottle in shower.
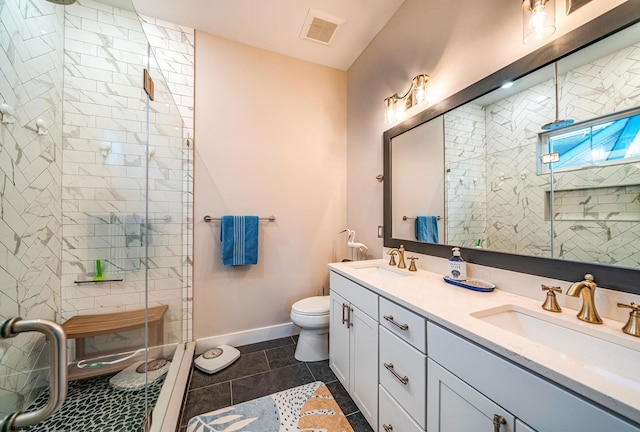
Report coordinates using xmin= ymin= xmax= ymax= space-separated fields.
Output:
xmin=94 ymin=259 xmax=103 ymax=281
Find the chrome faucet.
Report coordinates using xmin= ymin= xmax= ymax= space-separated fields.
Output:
xmin=387 ymin=245 xmax=406 ymax=269
xmin=566 ymin=274 xmax=602 ymax=324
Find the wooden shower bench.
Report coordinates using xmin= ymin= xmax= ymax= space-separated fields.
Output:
xmin=62 ymin=305 xmax=168 ymax=360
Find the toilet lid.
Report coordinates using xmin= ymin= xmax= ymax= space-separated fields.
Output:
xmin=292 ymin=296 xmax=330 ymax=316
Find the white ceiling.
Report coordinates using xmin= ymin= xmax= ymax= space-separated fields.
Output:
xmin=131 ymin=0 xmax=406 ymax=71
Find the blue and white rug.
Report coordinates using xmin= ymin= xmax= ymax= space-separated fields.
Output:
xmin=187 ymin=381 xmax=353 ymax=432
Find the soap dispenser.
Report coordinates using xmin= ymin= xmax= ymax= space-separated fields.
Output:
xmin=449 ymin=247 xmax=467 ymax=281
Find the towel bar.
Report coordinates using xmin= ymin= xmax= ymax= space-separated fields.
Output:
xmin=403 ymin=215 xmax=442 ymax=221
xmin=203 ymin=215 xmax=276 ymax=222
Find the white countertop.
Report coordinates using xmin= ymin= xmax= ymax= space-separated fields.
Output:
xmin=328 ymin=259 xmax=640 ymax=425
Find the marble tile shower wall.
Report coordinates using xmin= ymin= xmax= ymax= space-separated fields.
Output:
xmin=60 ymin=0 xmax=194 ymax=355
xmin=444 ymin=103 xmax=487 ymax=247
xmin=484 ymin=40 xmax=640 ymax=265
xmin=0 ymin=0 xmax=65 ymax=415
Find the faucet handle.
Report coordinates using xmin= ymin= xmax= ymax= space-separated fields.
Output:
xmin=541 ymin=285 xmax=562 ymax=313
xmin=387 ymin=249 xmax=397 ymax=266
xmin=407 ymin=257 xmax=419 ymax=272
xmin=542 ymin=285 xmax=562 ymax=294
xmin=617 ymin=302 xmax=640 ymax=338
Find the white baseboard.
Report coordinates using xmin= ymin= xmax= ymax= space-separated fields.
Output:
xmin=195 ymin=322 xmax=300 ymax=354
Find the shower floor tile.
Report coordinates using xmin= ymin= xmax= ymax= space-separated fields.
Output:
xmin=24 ymin=372 xmax=164 ymax=432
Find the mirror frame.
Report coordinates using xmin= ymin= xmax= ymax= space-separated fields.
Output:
xmin=383 ymin=1 xmax=640 ymax=295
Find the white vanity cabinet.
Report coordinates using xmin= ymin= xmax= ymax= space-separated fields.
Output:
xmin=428 ymin=359 xmax=522 ymax=432
xmin=378 ymin=297 xmax=427 ymax=431
xmin=329 ymin=272 xmax=379 ymax=430
xmin=427 ymin=322 xmax=640 ymax=432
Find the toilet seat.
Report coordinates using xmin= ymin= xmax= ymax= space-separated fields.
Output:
xmin=292 ymin=296 xmax=330 ymax=316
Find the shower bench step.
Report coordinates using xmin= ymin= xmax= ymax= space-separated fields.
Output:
xmin=62 ymin=304 xmax=168 ymax=361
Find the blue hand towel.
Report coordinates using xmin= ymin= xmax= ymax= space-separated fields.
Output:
xmin=415 ymin=216 xmax=439 ymax=243
xmin=220 ymin=215 xmax=259 ymax=266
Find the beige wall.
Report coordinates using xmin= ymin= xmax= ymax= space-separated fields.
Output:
xmin=194 ymin=32 xmax=347 ymax=339
xmin=346 ymin=0 xmax=627 ymax=258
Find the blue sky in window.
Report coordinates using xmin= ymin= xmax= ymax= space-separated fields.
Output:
xmin=549 ymin=113 xmax=640 ymax=169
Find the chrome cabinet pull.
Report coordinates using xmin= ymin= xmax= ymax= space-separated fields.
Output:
xmin=341 ymin=303 xmax=347 ymax=325
xmin=493 ymin=414 xmax=507 ymax=432
xmin=0 ymin=318 xmax=67 ymax=431
xmin=383 ymin=362 xmax=409 ymax=385
xmin=383 ymin=424 xmax=393 ymax=432
xmin=383 ymin=314 xmax=409 ymax=331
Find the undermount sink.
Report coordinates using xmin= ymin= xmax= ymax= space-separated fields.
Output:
xmin=353 ymin=265 xmax=409 ymax=280
xmin=471 ymin=304 xmax=640 ymax=384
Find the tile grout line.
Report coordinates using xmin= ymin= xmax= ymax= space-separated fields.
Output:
xmin=263 ymin=349 xmax=271 ymax=370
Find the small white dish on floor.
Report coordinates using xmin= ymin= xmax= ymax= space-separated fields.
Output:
xmin=194 ymin=344 xmax=240 ymax=374
xmin=110 ymin=358 xmax=171 ymax=391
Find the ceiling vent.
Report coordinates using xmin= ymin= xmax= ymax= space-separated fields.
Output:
xmin=299 ymin=9 xmax=345 ymax=46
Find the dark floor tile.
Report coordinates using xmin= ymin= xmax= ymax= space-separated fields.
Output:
xmin=181 ymin=382 xmax=231 ymax=426
xmin=292 ymin=334 xmax=299 ymax=343
xmin=347 ymin=411 xmax=375 ymax=432
xmin=306 ymin=360 xmax=337 ymax=383
xmin=265 ymin=344 xmax=300 ymax=369
xmin=236 ymin=336 xmax=295 ymax=354
xmin=326 ymin=380 xmax=358 ymax=416
xmin=189 ymin=351 xmax=268 ymax=389
xmin=232 ymin=363 xmax=314 ymax=404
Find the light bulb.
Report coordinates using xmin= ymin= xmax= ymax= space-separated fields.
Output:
xmin=412 ymin=74 xmax=429 ymax=106
xmin=384 ymin=96 xmax=397 ymax=124
xmin=522 ymin=0 xmax=555 ymax=45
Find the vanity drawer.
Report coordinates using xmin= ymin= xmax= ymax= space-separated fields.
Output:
xmin=379 ymin=326 xmax=427 ymax=429
xmin=379 ymin=297 xmax=426 ymax=353
xmin=379 ymin=385 xmax=423 ymax=432
xmin=330 ymin=272 xmax=378 ymax=319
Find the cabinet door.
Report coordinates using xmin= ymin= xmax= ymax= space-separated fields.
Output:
xmin=350 ymin=305 xmax=379 ymax=431
xmin=428 ymin=359 xmax=515 ymax=432
xmin=329 ymin=290 xmax=350 ymax=388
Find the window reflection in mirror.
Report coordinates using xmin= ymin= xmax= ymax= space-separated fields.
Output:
xmin=540 ymin=108 xmax=640 ymax=172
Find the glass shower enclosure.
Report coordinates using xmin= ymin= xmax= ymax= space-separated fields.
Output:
xmin=0 ymin=0 xmax=193 ymax=430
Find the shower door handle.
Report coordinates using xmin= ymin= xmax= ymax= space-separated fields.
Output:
xmin=0 ymin=317 xmax=67 ymax=431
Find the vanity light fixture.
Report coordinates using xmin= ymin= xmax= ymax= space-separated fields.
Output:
xmin=384 ymin=74 xmax=429 ymax=124
xmin=522 ymin=0 xmax=556 ymax=45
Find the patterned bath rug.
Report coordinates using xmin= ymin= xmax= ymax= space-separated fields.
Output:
xmin=187 ymin=381 xmax=354 ymax=432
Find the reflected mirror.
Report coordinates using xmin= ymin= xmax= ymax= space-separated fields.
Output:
xmin=384 ymin=4 xmax=640 ymax=293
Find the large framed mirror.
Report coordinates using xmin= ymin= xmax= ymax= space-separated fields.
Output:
xmin=384 ymin=1 xmax=640 ymax=294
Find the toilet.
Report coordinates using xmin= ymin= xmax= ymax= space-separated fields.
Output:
xmin=290 ymin=296 xmax=330 ymax=362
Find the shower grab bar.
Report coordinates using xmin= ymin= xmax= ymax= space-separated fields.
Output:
xmin=402 ymin=215 xmax=442 ymax=221
xmin=203 ymin=215 xmax=276 ymax=222
xmin=0 ymin=318 xmax=67 ymax=432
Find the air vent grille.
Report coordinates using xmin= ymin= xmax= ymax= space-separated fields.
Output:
xmin=300 ymin=9 xmax=344 ymax=46
xmin=307 ymin=17 xmax=338 ymax=44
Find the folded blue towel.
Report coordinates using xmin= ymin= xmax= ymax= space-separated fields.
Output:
xmin=220 ymin=216 xmax=259 ymax=266
xmin=415 ymin=216 xmax=439 ymax=243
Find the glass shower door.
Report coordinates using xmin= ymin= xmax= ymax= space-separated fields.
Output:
xmin=0 ymin=0 xmax=192 ymax=429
